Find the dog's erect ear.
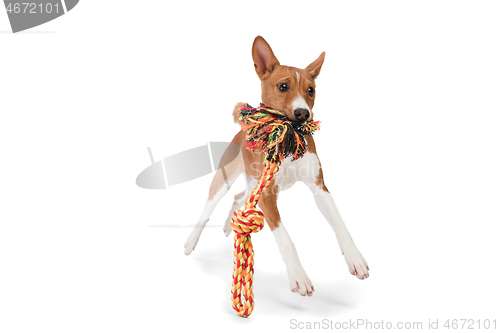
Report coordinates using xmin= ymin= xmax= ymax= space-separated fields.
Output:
xmin=252 ymin=36 xmax=280 ymax=79
xmin=305 ymin=52 xmax=326 ymax=80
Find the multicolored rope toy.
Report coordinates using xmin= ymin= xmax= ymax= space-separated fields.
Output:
xmin=230 ymin=103 xmax=320 ymax=317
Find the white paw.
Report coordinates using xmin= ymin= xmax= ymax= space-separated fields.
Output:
xmin=288 ymin=269 xmax=314 ymax=297
xmin=184 ymin=231 xmax=201 ymax=255
xmin=343 ymin=245 xmax=369 ymax=280
xmin=223 ymin=224 xmax=232 ymax=237
xmin=223 ymin=216 xmax=233 ymax=237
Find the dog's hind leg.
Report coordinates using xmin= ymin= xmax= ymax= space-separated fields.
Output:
xmin=222 ymin=174 xmax=258 ymax=237
xmin=184 ymin=152 xmax=244 ymax=255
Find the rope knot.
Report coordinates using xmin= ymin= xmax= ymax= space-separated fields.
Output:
xmin=229 ymin=204 xmax=265 ymax=317
xmin=230 ymin=206 xmax=264 ymax=236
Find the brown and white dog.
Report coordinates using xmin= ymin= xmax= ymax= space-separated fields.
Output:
xmin=184 ymin=36 xmax=369 ymax=297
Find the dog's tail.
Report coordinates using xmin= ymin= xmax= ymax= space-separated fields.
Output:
xmin=233 ymin=102 xmax=245 ymax=124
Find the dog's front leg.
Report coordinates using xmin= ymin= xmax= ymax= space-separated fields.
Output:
xmin=311 ymin=185 xmax=369 ymax=280
xmin=258 ymin=184 xmax=314 ymax=296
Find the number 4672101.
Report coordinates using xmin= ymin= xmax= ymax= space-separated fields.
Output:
xmin=6 ymin=2 xmax=60 ymax=14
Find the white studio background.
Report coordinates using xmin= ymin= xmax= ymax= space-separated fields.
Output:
xmin=1 ymin=1 xmax=499 ymax=332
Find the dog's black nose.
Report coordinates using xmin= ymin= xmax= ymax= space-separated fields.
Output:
xmin=294 ymin=108 xmax=310 ymax=122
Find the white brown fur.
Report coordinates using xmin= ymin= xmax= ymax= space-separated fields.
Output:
xmin=184 ymin=36 xmax=369 ymax=297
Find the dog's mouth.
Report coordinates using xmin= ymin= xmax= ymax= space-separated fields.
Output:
xmin=289 ymin=115 xmax=312 ymax=124
xmin=279 ymin=108 xmax=312 ymax=124
xmin=279 ymin=110 xmax=307 ymax=124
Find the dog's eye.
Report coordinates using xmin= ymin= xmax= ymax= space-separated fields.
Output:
xmin=307 ymin=87 xmax=314 ymax=97
xmin=278 ymin=83 xmax=289 ymax=92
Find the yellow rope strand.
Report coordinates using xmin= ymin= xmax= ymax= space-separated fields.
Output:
xmin=230 ymin=160 xmax=280 ymax=317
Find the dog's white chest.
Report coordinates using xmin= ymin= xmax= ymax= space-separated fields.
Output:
xmin=273 ymin=152 xmax=321 ymax=191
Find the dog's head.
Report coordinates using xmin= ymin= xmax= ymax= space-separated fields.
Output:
xmin=252 ymin=36 xmax=325 ymax=123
